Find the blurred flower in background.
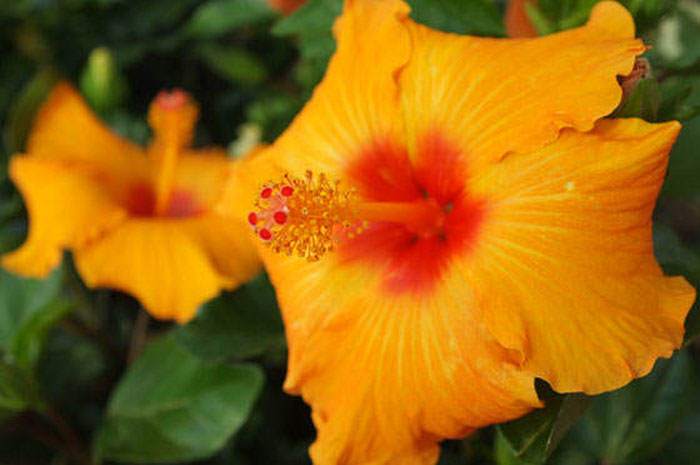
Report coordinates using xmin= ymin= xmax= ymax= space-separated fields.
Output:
xmin=2 ymin=84 xmax=261 ymax=322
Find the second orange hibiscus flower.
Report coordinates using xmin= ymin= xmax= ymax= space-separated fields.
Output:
xmin=2 ymin=84 xmax=261 ymax=322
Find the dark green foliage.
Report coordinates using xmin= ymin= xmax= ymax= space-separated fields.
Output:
xmin=184 ymin=0 xmax=275 ymax=39
xmin=496 ymin=392 xmax=590 ymax=465
xmin=0 ymin=267 xmax=68 ymax=373
xmin=528 ymin=0 xmax=679 ymax=34
xmin=551 ymin=350 xmax=694 ymax=465
xmin=409 ymin=0 xmax=505 ymax=35
xmin=175 ymin=275 xmax=285 ymax=362
xmin=94 ymin=335 xmax=264 ymax=463
xmin=614 ymin=78 xmax=661 ymax=121
xmin=272 ymin=0 xmax=343 ymax=88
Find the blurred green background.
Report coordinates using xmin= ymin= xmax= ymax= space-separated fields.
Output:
xmin=0 ymin=0 xmax=698 ymax=464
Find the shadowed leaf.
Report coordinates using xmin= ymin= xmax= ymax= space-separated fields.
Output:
xmin=94 ymin=335 xmax=265 ymax=463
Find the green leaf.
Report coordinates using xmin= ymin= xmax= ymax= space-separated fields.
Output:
xmin=246 ymin=92 xmax=303 ymax=140
xmin=533 ymin=0 xmax=675 ymax=34
xmin=37 ymin=329 xmax=106 ymax=406
xmin=185 ymin=0 xmax=274 ymax=39
xmin=3 ymin=69 xmax=58 ymax=154
xmin=683 ymin=297 xmax=700 ymax=347
xmin=195 ymin=43 xmax=268 ymax=85
xmin=94 ymin=335 xmax=265 ymax=463
xmin=533 ymin=0 xmax=598 ymax=32
xmin=407 ymin=0 xmax=505 ymax=36
xmin=0 ymin=194 xmax=22 ymax=223
xmin=524 ymin=2 xmax=557 ymax=36
xmin=9 ymin=300 xmax=73 ymax=372
xmin=273 ymin=0 xmax=504 ymax=89
xmin=495 ymin=429 xmax=522 ymax=465
xmin=659 ymin=368 xmax=700 ymax=465
xmin=654 ymin=223 xmax=700 ymax=282
xmin=661 ymin=75 xmax=700 ymax=197
xmin=0 ymin=268 xmax=68 ymax=420
xmin=0 ymin=196 xmax=25 ymax=256
xmin=658 ymin=76 xmax=700 ymax=122
xmin=0 ymin=266 xmax=64 ymax=353
xmin=621 ymin=0 xmax=679 ymax=33
xmin=0 ymin=360 xmax=42 ymax=419
xmin=272 ymin=0 xmax=342 ymax=87
xmin=653 ymin=224 xmax=700 ymax=344
xmin=175 ymin=274 xmax=284 ymax=361
xmin=272 ymin=0 xmax=341 ymax=39
xmin=497 ymin=393 xmax=590 ymax=465
xmin=613 ymin=78 xmax=661 ymax=121
xmin=552 ymin=350 xmax=693 ymax=465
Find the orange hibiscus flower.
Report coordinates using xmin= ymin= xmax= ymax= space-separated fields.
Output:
xmin=243 ymin=0 xmax=696 ymax=463
xmin=2 ymin=83 xmax=260 ymax=323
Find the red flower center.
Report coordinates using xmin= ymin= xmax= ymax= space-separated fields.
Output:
xmin=340 ymin=133 xmax=485 ymax=295
xmin=126 ymin=183 xmax=203 ymax=218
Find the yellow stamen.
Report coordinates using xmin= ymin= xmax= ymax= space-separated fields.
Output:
xmin=249 ymin=171 xmax=445 ymax=261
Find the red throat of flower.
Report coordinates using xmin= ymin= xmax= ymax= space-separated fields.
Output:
xmin=248 ymin=171 xmax=449 ymax=261
xmin=250 ymin=133 xmax=485 ymax=295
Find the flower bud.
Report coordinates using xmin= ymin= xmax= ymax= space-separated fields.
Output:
xmin=79 ymin=47 xmax=127 ymax=114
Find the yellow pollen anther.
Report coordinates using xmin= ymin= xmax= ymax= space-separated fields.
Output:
xmin=249 ymin=171 xmax=356 ymax=261
xmin=249 ymin=171 xmax=446 ymax=261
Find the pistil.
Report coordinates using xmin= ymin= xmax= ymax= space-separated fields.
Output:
xmin=147 ymin=89 xmax=198 ymax=216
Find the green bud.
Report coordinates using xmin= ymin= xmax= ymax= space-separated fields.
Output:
xmin=79 ymin=47 xmax=127 ymax=114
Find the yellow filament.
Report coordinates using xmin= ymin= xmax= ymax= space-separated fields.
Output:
xmin=146 ymin=90 xmax=198 ymax=216
xmin=355 ymin=200 xmax=443 ymax=231
xmin=154 ymin=143 xmax=179 ymax=216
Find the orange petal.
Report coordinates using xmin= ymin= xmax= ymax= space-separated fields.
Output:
xmin=400 ymin=1 xmax=644 ymax=173
xmin=27 ymin=82 xmax=144 ymax=175
xmin=147 ymin=90 xmax=200 ymax=216
xmin=468 ymin=118 xmax=695 ymax=394
xmin=262 ymin=247 xmax=539 ymax=464
xmin=2 ymin=157 xmax=126 ymax=277
xmin=74 ymin=219 xmax=227 ymax=323
xmin=180 ymin=214 xmax=262 ymax=289
xmin=172 ymin=149 xmax=233 ymax=214
xmin=270 ymin=0 xmax=411 ymax=178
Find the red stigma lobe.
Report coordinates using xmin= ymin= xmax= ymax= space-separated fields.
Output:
xmin=274 ymin=211 xmax=288 ymax=224
xmin=259 ymin=229 xmax=272 ymax=240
